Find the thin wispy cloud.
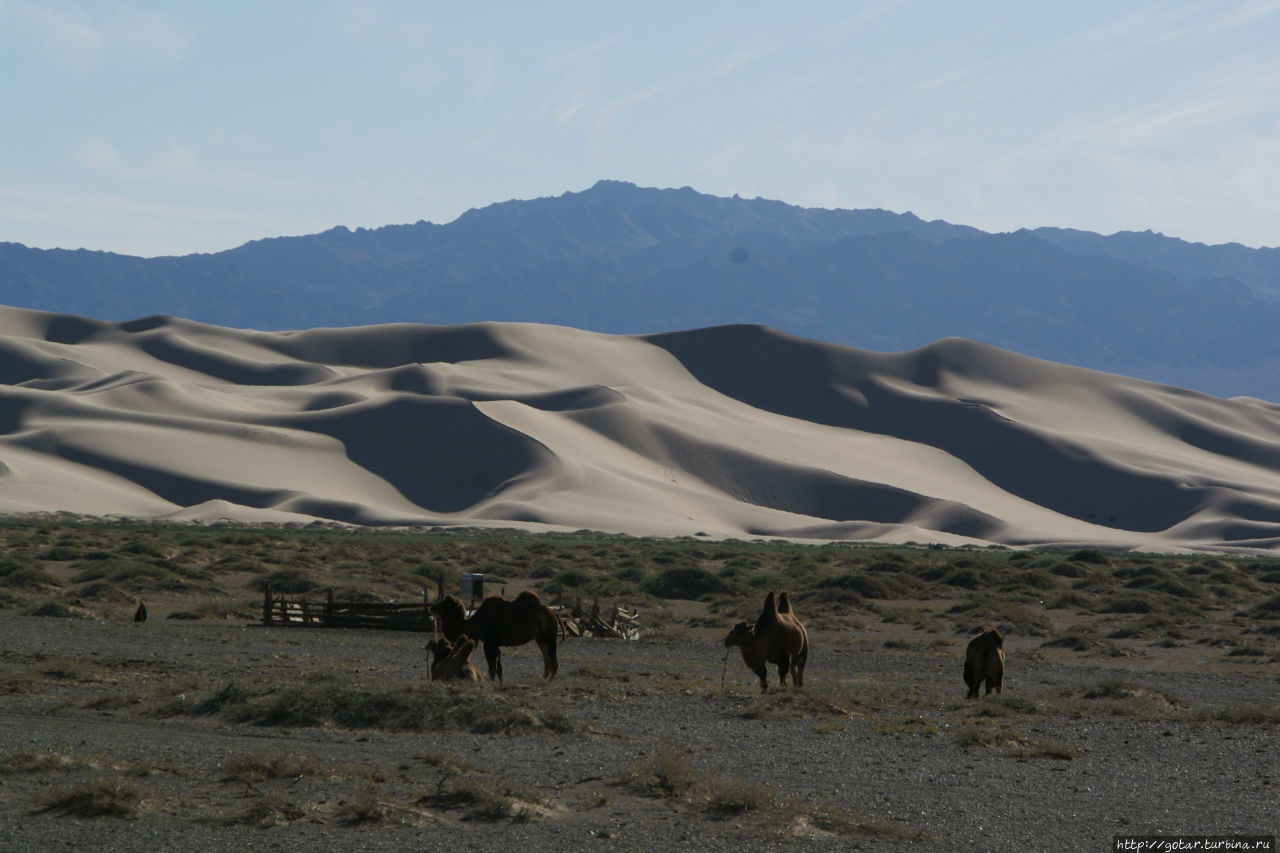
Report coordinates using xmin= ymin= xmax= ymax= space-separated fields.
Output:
xmin=1 ymin=3 xmax=1277 ymax=254
xmin=0 ymin=2 xmax=191 ymax=72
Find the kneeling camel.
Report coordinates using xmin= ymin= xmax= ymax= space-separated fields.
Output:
xmin=429 ymin=591 xmax=563 ymax=682
xmin=724 ymin=591 xmax=808 ymax=692
xmin=426 ymin=635 xmax=483 ymax=682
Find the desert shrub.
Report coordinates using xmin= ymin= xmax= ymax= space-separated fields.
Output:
xmin=1072 ymin=680 xmax=1187 ymax=717
xmin=642 ymin=567 xmax=732 ymax=600
xmin=940 ymin=568 xmax=985 ymax=589
xmin=947 ymin=597 xmax=1050 ymax=635
xmin=815 ymin=587 xmax=864 ymax=606
xmin=246 ymin=568 xmax=319 ymax=594
xmin=37 ymin=546 xmax=83 ymax=561
xmin=1102 ymin=595 xmax=1155 ymax=614
xmin=104 ymin=562 xmax=186 ymax=591
xmin=38 ymin=778 xmax=149 ymax=817
xmin=1225 ymin=644 xmax=1267 ymax=657
xmin=1046 ymin=593 xmax=1092 ymax=610
xmin=1248 ymin=594 xmax=1280 ymax=618
xmin=550 ymin=569 xmax=590 ymax=589
xmin=211 ymin=556 xmax=268 ymax=573
xmin=74 ymin=582 xmax=132 ymax=603
xmin=222 ymin=751 xmax=374 ymax=783
xmin=28 ymin=601 xmax=89 ymax=619
xmin=1146 ymin=578 xmax=1201 ymax=599
xmin=0 ymin=556 xmax=37 ymax=577
xmin=1 ymin=567 xmax=58 ymax=589
xmin=1068 ymin=549 xmax=1110 ymax=565
xmin=187 ymin=678 xmax=577 ymax=734
xmin=1051 ymin=562 xmax=1089 ymax=578
xmin=614 ymin=563 xmax=646 ymax=584
xmin=1041 ymin=633 xmax=1094 ymax=651
xmin=818 ymin=572 xmax=901 ymax=599
xmin=202 ymin=790 xmax=308 ymax=827
xmin=118 ymin=540 xmax=168 ymax=559
xmin=418 ymin=776 xmax=544 ymax=822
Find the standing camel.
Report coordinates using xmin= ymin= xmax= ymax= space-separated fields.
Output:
xmin=429 ymin=591 xmax=563 ymax=682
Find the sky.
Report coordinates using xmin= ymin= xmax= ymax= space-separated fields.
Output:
xmin=1 ymin=0 xmax=1278 ymax=258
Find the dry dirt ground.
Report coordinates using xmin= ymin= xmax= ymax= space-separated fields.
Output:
xmin=1 ymin=594 xmax=1277 ymax=853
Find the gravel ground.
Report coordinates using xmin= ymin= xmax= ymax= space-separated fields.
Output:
xmin=0 ymin=613 xmax=1276 ymax=852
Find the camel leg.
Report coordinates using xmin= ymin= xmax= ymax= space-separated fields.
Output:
xmin=777 ymin=654 xmax=791 ymax=688
xmin=754 ymin=665 xmax=768 ymax=692
xmin=484 ymin=638 xmax=502 ymax=683
xmin=539 ymin=639 xmax=558 ymax=681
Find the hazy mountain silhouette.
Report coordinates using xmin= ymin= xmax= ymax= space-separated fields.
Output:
xmin=3 ymin=179 xmax=1279 ymax=399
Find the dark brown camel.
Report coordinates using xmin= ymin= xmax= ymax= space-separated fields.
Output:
xmin=429 ymin=591 xmax=563 ymax=682
xmin=723 ymin=590 xmax=808 ymax=692
xmin=426 ymin=635 xmax=483 ymax=682
xmin=964 ymin=626 xmax=1005 ymax=698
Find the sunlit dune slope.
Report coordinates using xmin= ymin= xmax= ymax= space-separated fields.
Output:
xmin=1 ymin=306 xmax=1278 ymax=553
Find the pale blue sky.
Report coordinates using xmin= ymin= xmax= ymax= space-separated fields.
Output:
xmin=2 ymin=0 xmax=1277 ymax=257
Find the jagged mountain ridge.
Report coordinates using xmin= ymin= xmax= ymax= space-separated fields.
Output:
xmin=2 ymin=180 xmax=1279 ymax=398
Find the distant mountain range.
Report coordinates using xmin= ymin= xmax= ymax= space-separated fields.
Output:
xmin=3 ymin=180 xmax=1279 ymax=399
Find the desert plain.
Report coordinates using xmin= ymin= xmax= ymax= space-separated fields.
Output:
xmin=0 ymin=523 xmax=1277 ymax=852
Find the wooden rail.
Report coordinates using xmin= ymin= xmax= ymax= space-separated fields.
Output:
xmin=262 ymin=587 xmax=434 ymax=632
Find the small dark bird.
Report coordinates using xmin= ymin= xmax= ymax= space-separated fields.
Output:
xmin=134 ymin=602 xmax=147 ymax=623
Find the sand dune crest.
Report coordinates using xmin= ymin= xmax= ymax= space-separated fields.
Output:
xmin=0 ymin=305 xmax=1277 ymax=552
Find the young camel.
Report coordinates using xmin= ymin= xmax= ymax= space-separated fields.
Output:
xmin=426 ymin=635 xmax=483 ymax=682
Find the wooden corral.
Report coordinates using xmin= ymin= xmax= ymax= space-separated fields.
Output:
xmin=260 ymin=586 xmax=641 ymax=639
xmin=262 ymin=587 xmax=434 ymax=632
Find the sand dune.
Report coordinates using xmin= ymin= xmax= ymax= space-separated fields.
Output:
xmin=1 ymin=305 xmax=1278 ymax=553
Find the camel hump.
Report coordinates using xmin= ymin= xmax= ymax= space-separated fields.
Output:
xmin=471 ymin=594 xmax=507 ymax=618
xmin=756 ymin=591 xmax=780 ymax=627
xmin=514 ymin=590 xmax=543 ymax=608
xmin=777 ymin=592 xmax=793 ymax=614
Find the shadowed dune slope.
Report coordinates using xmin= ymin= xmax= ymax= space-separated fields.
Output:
xmin=1 ymin=305 xmax=1278 ymax=553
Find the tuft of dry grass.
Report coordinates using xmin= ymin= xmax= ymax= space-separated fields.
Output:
xmin=222 ymin=750 xmax=380 ymax=783
xmin=200 ymin=790 xmax=309 ymax=827
xmin=873 ymin=716 xmax=941 ymax=737
xmin=1 ymin=750 xmax=108 ymax=775
xmin=37 ymin=778 xmax=150 ymax=818
xmin=620 ymin=748 xmax=927 ymax=840
xmin=417 ymin=775 xmax=549 ymax=822
xmin=175 ymin=674 xmax=578 ymax=734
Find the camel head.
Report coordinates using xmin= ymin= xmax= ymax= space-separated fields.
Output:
xmin=426 ymin=637 xmax=454 ymax=665
xmin=723 ymin=621 xmax=755 ymax=648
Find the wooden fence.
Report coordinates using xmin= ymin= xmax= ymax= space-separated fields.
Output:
xmin=262 ymin=587 xmax=434 ymax=632
xmin=260 ymin=586 xmax=641 ymax=639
